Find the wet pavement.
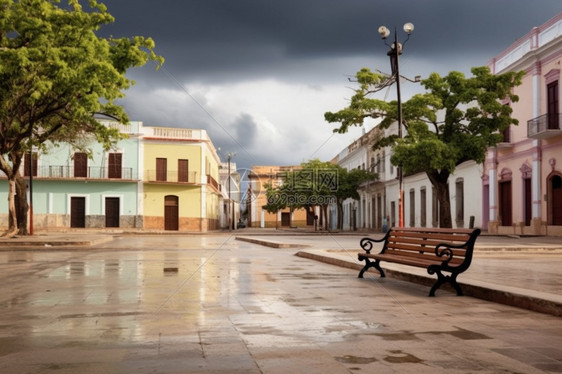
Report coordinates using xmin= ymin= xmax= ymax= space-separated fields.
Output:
xmin=0 ymin=232 xmax=561 ymax=373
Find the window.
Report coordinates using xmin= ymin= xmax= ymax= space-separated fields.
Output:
xmin=108 ymin=153 xmax=122 ymax=179
xmin=156 ymin=158 xmax=167 ymax=181
xmin=409 ymin=188 xmax=415 ymax=227
xmin=178 ymin=159 xmax=189 ymax=182
xmin=456 ymin=178 xmax=464 ymax=226
xmin=432 ymin=187 xmax=439 ymax=227
xmin=74 ymin=152 xmax=87 ymax=178
xmin=24 ymin=152 xmax=38 ymax=177
xmin=547 ymin=81 xmax=559 ymax=130
xmin=502 ymin=126 xmax=511 ymax=143
xmin=420 ymin=187 xmax=426 ymax=227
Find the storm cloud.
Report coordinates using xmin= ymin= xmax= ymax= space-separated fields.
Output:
xmin=97 ymin=0 xmax=561 ymax=168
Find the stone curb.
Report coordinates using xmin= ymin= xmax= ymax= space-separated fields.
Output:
xmin=295 ymin=250 xmax=562 ymax=317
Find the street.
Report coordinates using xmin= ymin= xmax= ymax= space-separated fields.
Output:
xmin=0 ymin=234 xmax=561 ymax=373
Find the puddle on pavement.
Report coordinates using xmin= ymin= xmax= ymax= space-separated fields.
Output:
xmin=384 ymin=350 xmax=423 ymax=364
xmin=335 ymin=355 xmax=378 ymax=364
xmin=375 ymin=331 xmax=420 ymax=341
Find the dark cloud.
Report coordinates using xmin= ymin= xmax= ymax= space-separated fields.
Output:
xmin=232 ymin=113 xmax=258 ymax=147
xmin=100 ymin=0 xmax=561 ymax=81
xmin=99 ymin=0 xmax=561 ymax=169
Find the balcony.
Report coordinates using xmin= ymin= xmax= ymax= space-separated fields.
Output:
xmin=24 ymin=166 xmax=135 ymax=180
xmin=145 ymin=170 xmax=198 ymax=184
xmin=207 ymin=174 xmax=219 ymax=191
xmin=528 ymin=113 xmax=562 ymax=139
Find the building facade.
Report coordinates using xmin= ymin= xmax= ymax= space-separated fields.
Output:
xmin=141 ymin=126 xmax=221 ymax=232
xmin=0 ymin=121 xmax=222 ymax=232
xmin=486 ymin=13 xmax=562 ymax=236
xmin=247 ymin=165 xmax=311 ymax=228
xmin=0 ymin=121 xmax=143 ymax=229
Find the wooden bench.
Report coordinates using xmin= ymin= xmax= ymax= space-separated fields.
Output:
xmin=358 ymin=227 xmax=481 ymax=296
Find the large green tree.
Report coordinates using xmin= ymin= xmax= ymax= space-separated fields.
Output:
xmin=0 ymin=0 xmax=163 ymax=236
xmin=326 ymin=66 xmax=523 ymax=228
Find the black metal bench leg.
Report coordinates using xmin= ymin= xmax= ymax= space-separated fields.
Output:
xmin=449 ymin=273 xmax=463 ymax=296
xmin=429 ymin=271 xmax=463 ymax=296
xmin=358 ymin=258 xmax=385 ymax=278
xmin=429 ymin=271 xmax=446 ymax=297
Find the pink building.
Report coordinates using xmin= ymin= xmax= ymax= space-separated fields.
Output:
xmin=486 ymin=13 xmax=562 ymax=236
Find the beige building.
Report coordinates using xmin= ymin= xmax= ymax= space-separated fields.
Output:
xmin=142 ymin=127 xmax=221 ymax=232
xmin=247 ymin=165 xmax=312 ymax=228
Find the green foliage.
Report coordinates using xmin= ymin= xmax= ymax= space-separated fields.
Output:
xmin=0 ymin=0 xmax=163 ymax=234
xmin=0 ymin=0 xmax=163 ymax=160
xmin=324 ymin=68 xmax=391 ymax=134
xmin=326 ymin=66 xmax=524 ymax=175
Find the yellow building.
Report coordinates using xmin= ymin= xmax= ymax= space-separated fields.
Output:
xmin=141 ymin=127 xmax=221 ymax=232
xmin=248 ymin=165 xmax=312 ymax=228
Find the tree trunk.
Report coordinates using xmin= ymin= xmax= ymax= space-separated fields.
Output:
xmin=337 ymin=200 xmax=344 ymax=230
xmin=4 ymin=178 xmax=19 ymax=237
xmin=15 ymin=174 xmax=29 ymax=235
xmin=427 ymin=170 xmax=453 ymax=228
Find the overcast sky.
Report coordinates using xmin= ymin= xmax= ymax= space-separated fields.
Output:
xmin=98 ymin=0 xmax=561 ymax=170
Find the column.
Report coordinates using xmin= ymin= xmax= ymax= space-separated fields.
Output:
xmin=531 ymin=62 xmax=542 ymax=233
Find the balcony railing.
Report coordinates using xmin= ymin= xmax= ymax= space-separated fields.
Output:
xmin=207 ymin=174 xmax=219 ymax=191
xmin=528 ymin=113 xmax=562 ymax=139
xmin=145 ymin=170 xmax=198 ymax=184
xmin=20 ymin=166 xmax=135 ymax=180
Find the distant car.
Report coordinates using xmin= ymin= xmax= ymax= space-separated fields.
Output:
xmin=237 ymin=219 xmax=246 ymax=229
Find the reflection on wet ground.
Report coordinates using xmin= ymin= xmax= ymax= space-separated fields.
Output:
xmin=0 ymin=235 xmax=561 ymax=373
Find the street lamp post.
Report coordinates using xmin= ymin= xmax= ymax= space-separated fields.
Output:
xmin=227 ymin=152 xmax=236 ymax=231
xmin=378 ymin=22 xmax=414 ymax=228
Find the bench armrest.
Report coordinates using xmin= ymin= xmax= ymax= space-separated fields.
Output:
xmin=434 ymin=243 xmax=458 ymax=262
xmin=360 ymin=231 xmax=390 ymax=254
xmin=434 ymin=228 xmax=481 ymax=265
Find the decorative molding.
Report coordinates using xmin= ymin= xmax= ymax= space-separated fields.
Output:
xmin=544 ymin=68 xmax=560 ymax=84
xmin=499 ymin=168 xmax=513 ymax=181
xmin=520 ymin=163 xmax=532 ymax=179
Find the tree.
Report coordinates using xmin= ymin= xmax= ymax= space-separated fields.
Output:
xmin=263 ymin=160 xmax=375 ymax=230
xmin=326 ymin=66 xmax=523 ymax=228
xmin=333 ymin=167 xmax=376 ymax=230
xmin=262 ymin=160 xmax=338 ymax=230
xmin=0 ymin=0 xmax=163 ymax=236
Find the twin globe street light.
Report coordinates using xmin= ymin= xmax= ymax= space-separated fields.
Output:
xmin=377 ymin=22 xmax=414 ymax=228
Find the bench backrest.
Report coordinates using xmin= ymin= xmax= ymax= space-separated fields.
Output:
xmin=383 ymin=227 xmax=481 ymax=267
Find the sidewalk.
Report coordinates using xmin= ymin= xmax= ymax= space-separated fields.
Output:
xmin=236 ymin=231 xmax=562 ymax=317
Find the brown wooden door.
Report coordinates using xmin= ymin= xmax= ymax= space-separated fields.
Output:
xmin=108 ymin=153 xmax=122 ymax=179
xmin=74 ymin=152 xmax=88 ymax=177
xmin=547 ymin=82 xmax=559 ymax=130
xmin=524 ymin=178 xmax=532 ymax=226
xmin=499 ymin=181 xmax=512 ymax=226
xmin=178 ymin=159 xmax=189 ymax=182
xmin=164 ymin=195 xmax=179 ymax=230
xmin=552 ymin=175 xmax=562 ymax=225
xmin=105 ymin=197 xmax=120 ymax=228
xmin=156 ymin=158 xmax=167 ymax=181
xmin=70 ymin=197 xmax=86 ymax=228
xmin=281 ymin=212 xmax=290 ymax=227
